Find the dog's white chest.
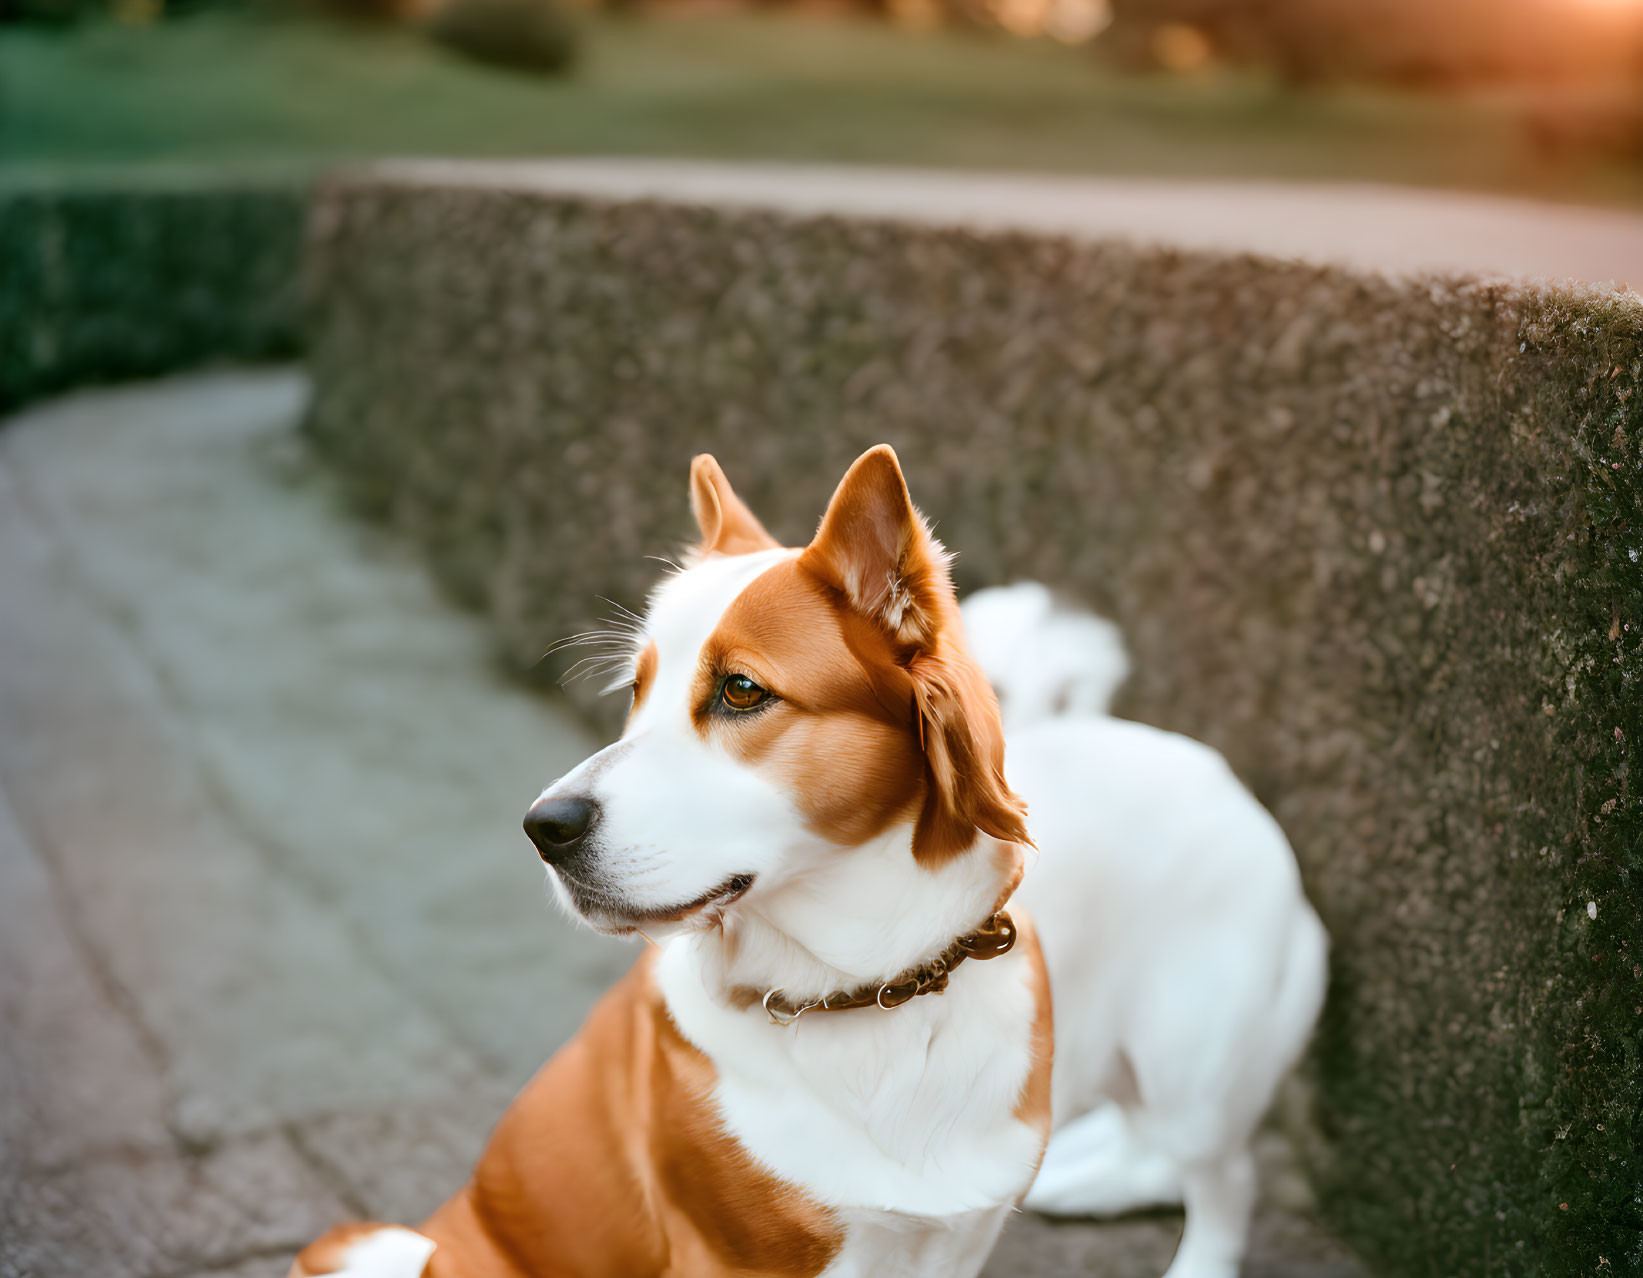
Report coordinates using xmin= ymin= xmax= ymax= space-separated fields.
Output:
xmin=819 ymin=1205 xmax=1014 ymax=1278
xmin=657 ymin=940 xmax=1045 ymax=1225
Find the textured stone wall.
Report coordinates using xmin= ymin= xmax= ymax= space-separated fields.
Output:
xmin=304 ymin=176 xmax=1642 ymax=1278
xmin=1 ymin=183 xmax=306 ymax=411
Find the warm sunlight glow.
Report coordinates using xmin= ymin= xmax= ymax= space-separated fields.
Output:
xmin=990 ymin=0 xmax=1110 ymax=42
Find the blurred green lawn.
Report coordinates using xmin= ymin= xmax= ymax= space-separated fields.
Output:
xmin=3 ymin=6 xmax=1641 ymax=203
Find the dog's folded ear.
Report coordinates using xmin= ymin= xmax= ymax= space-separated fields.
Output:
xmin=690 ymin=455 xmax=780 ymax=558
xmin=802 ymin=445 xmax=1029 ymax=864
xmin=911 ymin=654 xmax=1031 ymax=864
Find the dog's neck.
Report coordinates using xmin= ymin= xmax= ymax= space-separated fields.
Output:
xmin=686 ymin=830 xmax=1024 ymax=1010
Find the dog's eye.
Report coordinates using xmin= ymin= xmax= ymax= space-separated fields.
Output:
xmin=721 ymin=675 xmax=769 ymax=712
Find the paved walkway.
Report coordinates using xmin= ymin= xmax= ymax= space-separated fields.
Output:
xmin=0 ymin=372 xmax=1362 ymax=1278
xmin=377 ymin=157 xmax=1643 ymax=289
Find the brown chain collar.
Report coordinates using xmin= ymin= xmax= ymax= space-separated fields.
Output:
xmin=745 ymin=911 xmax=1018 ymax=1026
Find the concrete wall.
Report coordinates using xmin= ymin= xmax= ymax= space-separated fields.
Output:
xmin=303 ymin=170 xmax=1643 ymax=1278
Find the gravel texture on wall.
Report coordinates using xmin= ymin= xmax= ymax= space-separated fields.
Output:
xmin=1 ymin=182 xmax=306 ymax=411
xmin=303 ymin=176 xmax=1642 ymax=1278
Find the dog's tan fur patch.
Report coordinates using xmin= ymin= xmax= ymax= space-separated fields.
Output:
xmin=415 ymin=953 xmax=843 ymax=1278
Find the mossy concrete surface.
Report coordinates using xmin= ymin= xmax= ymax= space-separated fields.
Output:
xmin=304 ymin=176 xmax=1643 ymax=1278
xmin=0 ymin=182 xmax=306 ymax=410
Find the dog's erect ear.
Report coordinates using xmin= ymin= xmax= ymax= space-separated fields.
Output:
xmin=802 ymin=445 xmax=1029 ymax=864
xmin=690 ymin=455 xmax=779 ymax=558
xmin=799 ymin=445 xmax=950 ymax=651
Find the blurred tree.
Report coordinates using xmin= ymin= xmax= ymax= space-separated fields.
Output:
xmin=425 ymin=0 xmax=577 ymax=73
xmin=0 ymin=0 xmax=89 ymax=21
xmin=1 ymin=0 xmax=259 ymax=26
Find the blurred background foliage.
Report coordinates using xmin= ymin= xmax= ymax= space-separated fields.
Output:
xmin=4 ymin=0 xmax=1643 ymax=204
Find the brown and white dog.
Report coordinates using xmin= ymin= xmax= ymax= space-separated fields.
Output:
xmin=292 ymin=446 xmax=1326 ymax=1278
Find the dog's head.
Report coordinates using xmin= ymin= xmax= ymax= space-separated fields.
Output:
xmin=526 ymin=445 xmax=1028 ymax=937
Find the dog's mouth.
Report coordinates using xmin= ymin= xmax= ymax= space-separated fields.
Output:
xmin=555 ymin=870 xmax=756 ymax=936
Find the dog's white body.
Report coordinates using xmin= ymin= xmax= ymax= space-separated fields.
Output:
xmin=961 ymin=581 xmax=1131 ymax=725
xmin=659 ymin=915 xmax=1045 ymax=1276
xmin=963 ymin=582 xmax=1328 ymax=1263
xmin=293 ymin=452 xmax=1325 ymax=1278
xmin=1013 ymin=718 xmax=1328 ymax=1267
xmin=653 ymin=713 xmax=1326 ymax=1278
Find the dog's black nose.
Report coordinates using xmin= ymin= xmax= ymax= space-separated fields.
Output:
xmin=524 ymin=796 xmax=599 ymax=863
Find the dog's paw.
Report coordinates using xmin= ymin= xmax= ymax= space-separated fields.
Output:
xmin=288 ymin=1224 xmax=437 ymax=1278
